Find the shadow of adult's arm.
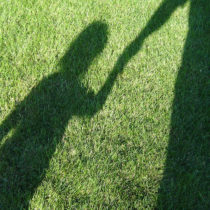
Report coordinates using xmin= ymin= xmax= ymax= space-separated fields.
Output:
xmin=92 ymin=0 xmax=186 ymax=113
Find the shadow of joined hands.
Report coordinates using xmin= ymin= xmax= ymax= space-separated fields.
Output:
xmin=0 ymin=0 xmax=209 ymax=208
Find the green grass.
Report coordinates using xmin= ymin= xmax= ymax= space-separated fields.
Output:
xmin=0 ymin=0 xmax=209 ymax=209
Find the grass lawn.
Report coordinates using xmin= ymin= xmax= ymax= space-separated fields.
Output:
xmin=0 ymin=0 xmax=209 ymax=209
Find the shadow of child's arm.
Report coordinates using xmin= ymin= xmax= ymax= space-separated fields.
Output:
xmin=90 ymin=0 xmax=185 ymax=115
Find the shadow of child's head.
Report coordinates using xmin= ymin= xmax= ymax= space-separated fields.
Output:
xmin=61 ymin=21 xmax=108 ymax=78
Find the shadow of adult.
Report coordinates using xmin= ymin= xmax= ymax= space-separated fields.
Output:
xmin=86 ymin=0 xmax=209 ymax=209
xmin=0 ymin=21 xmax=108 ymax=208
xmin=157 ymin=0 xmax=209 ymax=209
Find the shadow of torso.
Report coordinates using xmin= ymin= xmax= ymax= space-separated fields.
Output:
xmin=0 ymin=22 xmax=108 ymax=208
xmin=0 ymin=72 xmax=95 ymax=206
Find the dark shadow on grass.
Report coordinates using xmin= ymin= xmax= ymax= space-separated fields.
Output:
xmin=157 ymin=0 xmax=210 ymax=209
xmin=107 ymin=0 xmax=209 ymax=208
xmin=83 ymin=0 xmax=208 ymax=209
xmin=0 ymin=21 xmax=109 ymax=208
xmin=0 ymin=0 xmax=209 ymax=208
